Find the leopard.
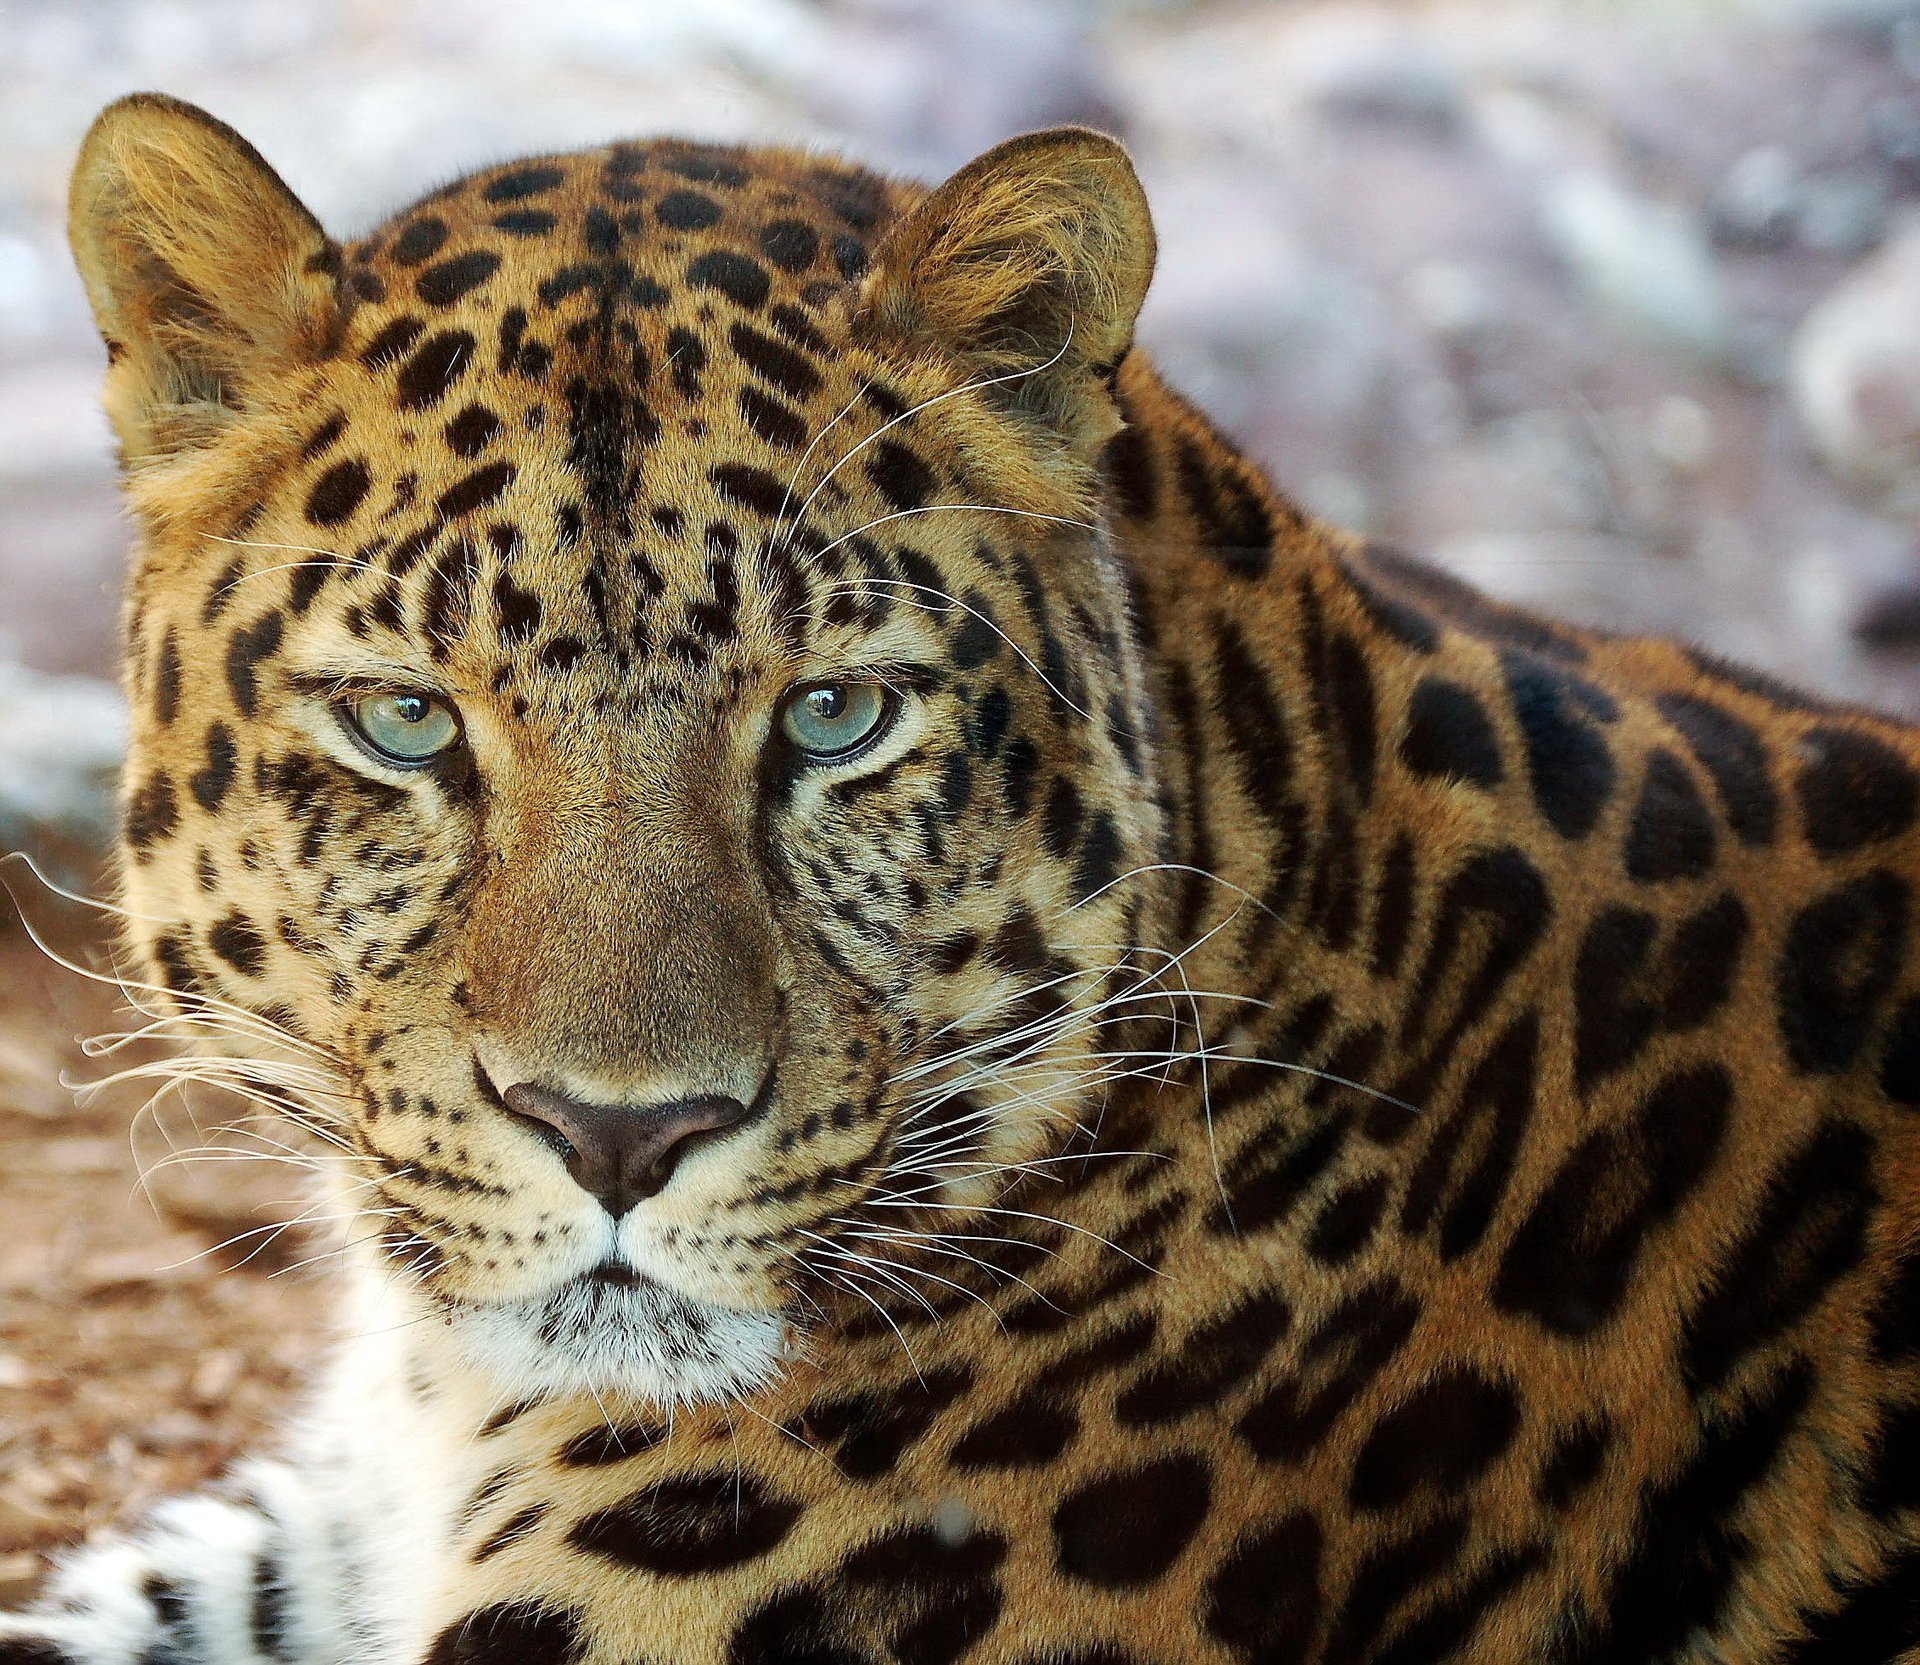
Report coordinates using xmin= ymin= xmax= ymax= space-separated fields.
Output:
xmin=2 ymin=87 xmax=1918 ymax=1665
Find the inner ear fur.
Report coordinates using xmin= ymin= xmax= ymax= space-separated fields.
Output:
xmin=69 ymin=92 xmax=341 ymax=466
xmin=856 ymin=128 xmax=1155 ymax=460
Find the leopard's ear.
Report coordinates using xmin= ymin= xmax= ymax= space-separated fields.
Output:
xmin=856 ymin=128 xmax=1154 ymax=459
xmin=69 ymin=93 xmax=342 ymax=466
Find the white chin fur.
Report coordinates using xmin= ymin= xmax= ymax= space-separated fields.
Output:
xmin=441 ymin=1275 xmax=791 ymax=1407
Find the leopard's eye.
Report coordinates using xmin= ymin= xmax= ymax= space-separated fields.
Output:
xmin=343 ymin=691 xmax=462 ymax=766
xmin=780 ymin=681 xmax=893 ymax=763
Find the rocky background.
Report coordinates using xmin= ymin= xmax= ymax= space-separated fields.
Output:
xmin=0 ymin=0 xmax=1917 ymax=1589
xmin=5 ymin=0 xmax=1920 ymax=861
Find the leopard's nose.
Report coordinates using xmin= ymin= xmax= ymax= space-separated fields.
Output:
xmin=500 ymin=1083 xmax=756 ymax=1218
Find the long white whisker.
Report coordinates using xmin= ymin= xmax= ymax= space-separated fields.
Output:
xmin=813 ymin=578 xmax=1093 ymax=718
xmin=779 ymin=325 xmax=1075 ymax=543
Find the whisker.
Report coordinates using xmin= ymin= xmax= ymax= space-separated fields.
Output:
xmin=812 ymin=578 xmax=1093 ymax=717
xmin=777 ymin=325 xmax=1075 ymax=545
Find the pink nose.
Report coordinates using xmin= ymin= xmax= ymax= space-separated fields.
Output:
xmin=500 ymin=1083 xmax=756 ymax=1217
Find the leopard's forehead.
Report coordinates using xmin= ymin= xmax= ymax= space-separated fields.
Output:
xmin=259 ymin=141 xmax=962 ymax=700
xmin=343 ymin=139 xmax=913 ymax=377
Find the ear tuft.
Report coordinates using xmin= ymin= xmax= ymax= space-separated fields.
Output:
xmin=69 ymin=93 xmax=340 ymax=464
xmin=856 ymin=128 xmax=1155 ymax=457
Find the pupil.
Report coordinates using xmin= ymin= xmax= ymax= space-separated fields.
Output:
xmin=393 ymin=695 xmax=428 ymax=724
xmin=810 ymin=687 xmax=847 ymax=722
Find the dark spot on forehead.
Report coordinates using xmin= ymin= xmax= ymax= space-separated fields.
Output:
xmin=710 ymin=462 xmax=786 ymax=518
xmin=656 ymin=190 xmax=722 ymax=230
xmin=396 ymin=331 xmax=476 ymax=410
xmin=833 ymin=233 xmax=869 ymax=281
xmin=390 ymin=217 xmax=450 ymax=266
xmin=223 ymin=612 xmax=284 ymax=716
xmin=729 ymin=322 xmax=821 ymax=403
xmin=769 ymin=302 xmax=831 ymax=353
xmin=739 ymin=386 xmax=807 ymax=450
xmin=445 ymin=404 xmax=502 ymax=458
xmin=759 ymin=218 xmax=820 ymax=272
xmin=438 ymin=461 xmax=517 ymax=520
xmin=362 ymin=317 xmax=424 ymax=368
xmin=662 ymin=148 xmax=748 ymax=187
xmin=493 ymin=209 xmax=556 ymax=237
xmin=686 ymin=250 xmax=770 ymax=309
xmin=418 ymin=250 xmax=502 ymax=306
xmin=582 ymin=207 xmax=620 ymax=257
xmin=867 ymin=439 xmax=934 ymax=512
xmin=493 ymin=566 xmax=543 ymax=642
xmin=485 ymin=166 xmax=567 ymax=203
xmin=301 ymin=412 xmax=347 ymax=460
xmin=307 ymin=458 xmax=372 ymax=526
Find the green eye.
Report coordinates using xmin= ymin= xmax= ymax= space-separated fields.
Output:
xmin=344 ymin=691 xmax=461 ymax=765
xmin=780 ymin=681 xmax=893 ymax=762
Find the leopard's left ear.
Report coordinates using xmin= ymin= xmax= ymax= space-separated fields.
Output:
xmin=69 ymin=93 xmax=342 ymax=468
xmin=855 ymin=128 xmax=1154 ymax=459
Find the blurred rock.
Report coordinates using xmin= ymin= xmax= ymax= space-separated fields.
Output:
xmin=1854 ymin=569 xmax=1920 ymax=648
xmin=0 ymin=1029 xmax=69 ymax=1119
xmin=1540 ymin=171 xmax=1734 ymax=363
xmin=1871 ymin=96 xmax=1920 ymax=179
xmin=1793 ymin=0 xmax=1920 ymax=38
xmin=1143 ymin=165 xmax=1396 ymax=465
xmin=452 ymin=0 xmax=820 ymax=77
xmin=1897 ymin=13 xmax=1920 ymax=76
xmin=1647 ymin=395 xmax=1717 ymax=477
xmin=1792 ymin=218 xmax=1920 ymax=497
xmin=0 ymin=235 xmax=56 ymax=345
xmin=1796 ymin=166 xmax=1892 ymax=255
xmin=78 ymin=1233 xmax=213 ymax=1293
xmin=130 ymin=1093 xmax=321 ymax=1250
xmin=1303 ymin=33 xmax=1466 ymax=134
xmin=0 ymin=1551 xmax=40 ymax=1613
xmin=0 ymin=659 xmax=124 ymax=877
xmin=0 ymin=361 xmax=112 ymax=484
xmin=811 ymin=0 xmax=1119 ymax=175
xmin=1403 ymin=259 xmax=1504 ymax=342
xmin=1710 ymin=146 xmax=1801 ymax=250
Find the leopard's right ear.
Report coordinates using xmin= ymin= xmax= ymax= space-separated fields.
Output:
xmin=69 ymin=94 xmax=342 ymax=467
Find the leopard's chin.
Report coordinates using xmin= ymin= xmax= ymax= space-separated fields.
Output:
xmin=441 ymin=1266 xmax=792 ymax=1409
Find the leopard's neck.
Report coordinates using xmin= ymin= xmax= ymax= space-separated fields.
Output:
xmin=1106 ymin=357 xmax=1427 ymax=1068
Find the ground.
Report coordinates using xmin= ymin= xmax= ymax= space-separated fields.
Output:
xmin=0 ymin=930 xmax=327 ymax=1601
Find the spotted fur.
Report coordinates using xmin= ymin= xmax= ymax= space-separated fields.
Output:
xmin=3 ymin=92 xmax=1918 ymax=1665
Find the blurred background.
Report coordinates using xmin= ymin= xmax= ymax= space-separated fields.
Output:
xmin=1 ymin=0 xmax=1917 ymax=1592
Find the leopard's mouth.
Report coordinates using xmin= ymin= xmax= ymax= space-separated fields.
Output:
xmin=439 ymin=1258 xmax=793 ymax=1405
xmin=583 ymin=1258 xmax=648 ymax=1288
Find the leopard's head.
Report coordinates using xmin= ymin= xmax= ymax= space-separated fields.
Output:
xmin=70 ymin=94 xmax=1168 ymax=1405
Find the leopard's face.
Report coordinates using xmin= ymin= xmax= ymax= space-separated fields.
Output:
xmin=88 ymin=116 xmax=1163 ymax=1404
